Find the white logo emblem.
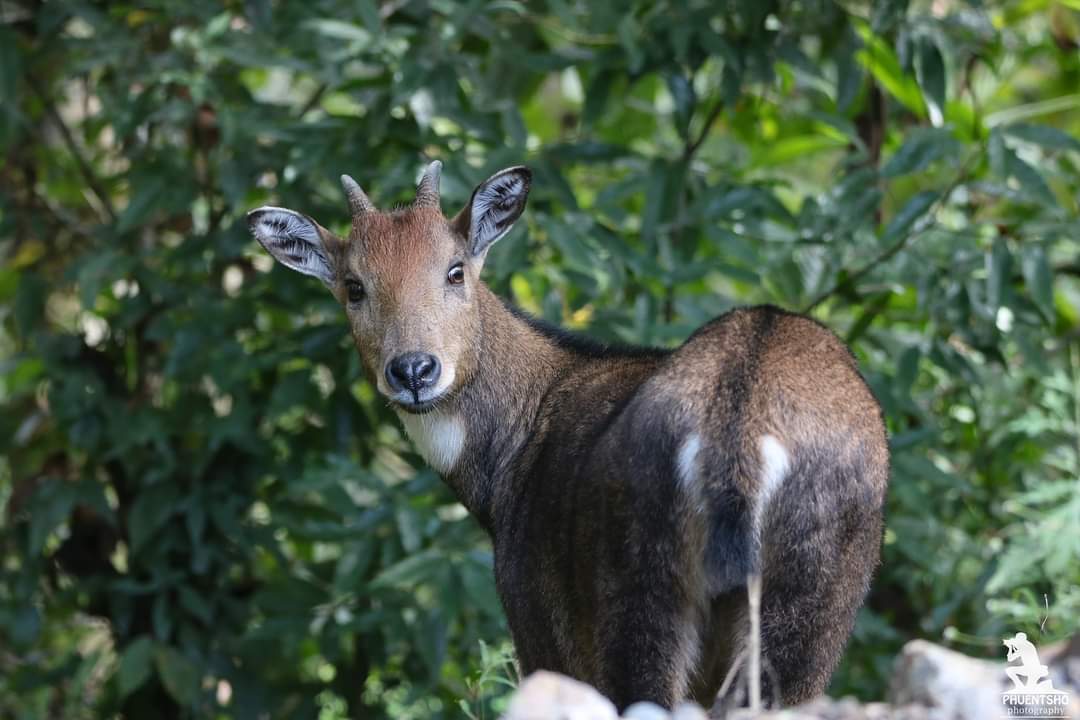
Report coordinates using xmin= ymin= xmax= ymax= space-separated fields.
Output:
xmin=1001 ymin=632 xmax=1071 ymax=718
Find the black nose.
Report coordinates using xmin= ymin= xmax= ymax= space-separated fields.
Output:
xmin=385 ymin=352 xmax=441 ymax=397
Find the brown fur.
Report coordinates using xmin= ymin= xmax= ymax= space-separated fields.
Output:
xmin=248 ymin=167 xmax=890 ymax=711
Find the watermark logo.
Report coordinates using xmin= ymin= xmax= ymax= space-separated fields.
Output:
xmin=1001 ymin=632 xmax=1071 ymax=718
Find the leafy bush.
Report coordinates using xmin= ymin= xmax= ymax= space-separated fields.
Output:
xmin=2 ymin=0 xmax=1078 ymax=717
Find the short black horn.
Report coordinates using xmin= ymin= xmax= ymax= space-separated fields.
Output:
xmin=341 ymin=174 xmax=375 ymax=216
xmin=414 ymin=160 xmax=442 ymax=208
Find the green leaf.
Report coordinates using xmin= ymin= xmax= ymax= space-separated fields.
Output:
xmin=986 ymin=94 xmax=1080 ymax=127
xmin=854 ymin=23 xmax=926 ymax=117
xmin=666 ymin=73 xmax=694 ymax=140
xmin=752 ymin=134 xmax=848 ymax=167
xmin=845 ymin=292 xmax=892 ymax=344
xmin=117 ymin=636 xmax=155 ymax=698
xmin=28 ymin=478 xmax=78 ymax=556
xmin=369 ymin=549 xmax=445 ymax=590
xmin=583 ymin=69 xmax=614 ymax=127
xmin=459 ymin=553 xmax=502 ymax=619
xmin=8 ymin=605 xmax=41 ymax=648
xmin=153 ymin=593 xmax=172 ymax=640
xmin=989 ymin=128 xmax=1008 ymax=177
xmin=915 ymin=36 xmax=946 ymax=124
xmin=1001 ymin=124 xmax=1080 ymax=153
xmin=991 ymin=127 xmax=1063 ymax=205
xmin=414 ymin=608 xmax=448 ymax=682
xmin=128 ymin=482 xmax=182 ymax=553
xmin=881 ymin=191 xmax=937 ymax=244
xmin=115 ymin=173 xmax=171 ymax=234
xmin=303 ymin=19 xmax=372 ymax=44
xmin=154 ymin=646 xmax=200 ymax=706
xmin=835 ymin=29 xmax=863 ymax=113
xmin=185 ymin=500 xmax=206 ymax=545
xmin=639 ymin=158 xmax=684 ymax=246
xmin=616 ymin=15 xmax=645 ymax=74
xmin=881 ymin=128 xmax=959 ymax=177
xmin=76 ymin=250 xmax=124 ymax=310
xmin=178 ymin=585 xmax=213 ymax=625
xmin=1021 ymin=245 xmax=1055 ymax=322
xmin=355 ymin=0 xmax=381 ymax=31
xmin=988 ymin=236 xmax=1012 ymax=310
xmin=395 ymin=504 xmax=423 ymax=554
xmin=1007 ymin=151 xmax=1058 ymax=206
xmin=895 ymin=346 xmax=921 ymax=392
xmin=0 ymin=27 xmax=21 ymax=109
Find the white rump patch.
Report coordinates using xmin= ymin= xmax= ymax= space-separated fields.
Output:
xmin=676 ymin=433 xmax=702 ymax=497
xmin=398 ymin=412 xmax=466 ymax=475
xmin=755 ymin=435 xmax=790 ymax=536
xmin=248 ymin=206 xmax=333 ymax=285
xmin=672 ymin=434 xmax=706 ymax=697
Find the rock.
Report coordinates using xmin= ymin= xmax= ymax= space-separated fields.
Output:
xmin=1043 ymin=633 xmax=1080 ymax=698
xmin=500 ymin=637 xmax=1080 ymax=719
xmin=724 ymin=697 xmax=943 ymax=719
xmin=503 ymin=671 xmax=619 ymax=720
xmin=623 ymin=701 xmax=670 ymax=720
xmin=789 ymin=697 xmax=941 ymax=719
xmin=671 ymin=702 xmax=709 ymax=720
xmin=888 ymin=639 xmax=1006 ymax=720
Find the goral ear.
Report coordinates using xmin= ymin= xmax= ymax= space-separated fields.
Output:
xmin=451 ymin=166 xmax=532 ymax=258
xmin=247 ymin=206 xmax=339 ymax=287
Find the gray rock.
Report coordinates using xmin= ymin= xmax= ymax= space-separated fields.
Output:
xmin=889 ymin=639 xmax=1006 ymax=720
xmin=671 ymin=702 xmax=709 ymax=720
xmin=622 ymin=701 xmax=670 ymax=720
xmin=503 ymin=671 xmax=619 ymax=720
xmin=500 ymin=637 xmax=1080 ymax=719
xmin=725 ymin=697 xmax=942 ymax=719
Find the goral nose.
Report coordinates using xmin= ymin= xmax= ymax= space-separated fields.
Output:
xmin=385 ymin=352 xmax=441 ymax=397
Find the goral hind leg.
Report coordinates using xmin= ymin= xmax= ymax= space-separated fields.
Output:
xmin=755 ymin=459 xmax=885 ymax=705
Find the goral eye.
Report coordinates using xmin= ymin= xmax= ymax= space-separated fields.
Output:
xmin=447 ymin=263 xmax=465 ymax=286
xmin=345 ymin=279 xmax=365 ymax=303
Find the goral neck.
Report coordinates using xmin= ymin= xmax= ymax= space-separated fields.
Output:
xmin=402 ymin=285 xmax=573 ymax=532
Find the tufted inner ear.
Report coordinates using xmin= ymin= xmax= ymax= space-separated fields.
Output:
xmin=247 ymin=206 xmax=336 ymax=286
xmin=455 ymin=166 xmax=532 ymax=257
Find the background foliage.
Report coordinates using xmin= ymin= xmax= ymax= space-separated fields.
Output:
xmin=2 ymin=0 xmax=1079 ymax=717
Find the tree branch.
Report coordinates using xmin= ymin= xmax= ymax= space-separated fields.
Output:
xmin=28 ymin=74 xmax=117 ymax=223
xmin=684 ymin=97 xmax=725 ymax=160
xmin=665 ymin=97 xmax=725 ymax=321
xmin=297 ymin=83 xmax=329 ymax=118
xmin=802 ymin=152 xmax=979 ymax=313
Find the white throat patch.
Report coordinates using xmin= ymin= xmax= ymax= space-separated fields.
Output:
xmin=398 ymin=412 xmax=466 ymax=475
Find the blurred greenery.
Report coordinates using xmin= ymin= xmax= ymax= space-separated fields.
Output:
xmin=2 ymin=0 xmax=1080 ymax=717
